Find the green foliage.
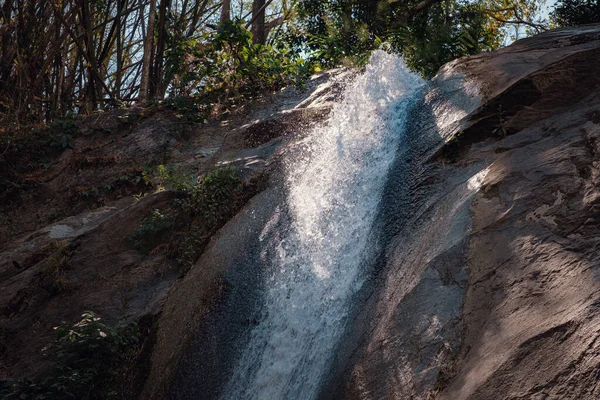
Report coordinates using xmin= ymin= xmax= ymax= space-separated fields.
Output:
xmin=391 ymin=4 xmax=498 ymax=77
xmin=166 ymin=20 xmax=311 ymax=105
xmin=131 ymin=165 xmax=244 ymax=270
xmin=49 ymin=133 xmax=75 ymax=150
xmin=156 ymin=164 xmax=197 ymax=191
xmin=174 ymin=168 xmax=244 ymax=269
xmin=0 ymin=312 xmax=139 ymax=400
xmin=551 ymin=0 xmax=600 ymax=27
xmin=284 ymin=0 xmax=382 ymax=68
xmin=129 ymin=209 xmax=173 ymax=254
xmin=161 ymin=96 xmax=207 ymax=123
xmin=47 ymin=115 xmax=81 ymax=149
xmin=288 ymin=0 xmax=544 ymax=76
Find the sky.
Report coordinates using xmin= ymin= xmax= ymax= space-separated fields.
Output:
xmin=505 ymin=0 xmax=558 ymax=44
xmin=543 ymin=0 xmax=558 ymax=19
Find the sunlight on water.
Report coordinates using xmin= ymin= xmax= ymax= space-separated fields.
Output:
xmin=427 ymin=65 xmax=481 ymax=140
xmin=223 ymin=50 xmax=424 ymax=400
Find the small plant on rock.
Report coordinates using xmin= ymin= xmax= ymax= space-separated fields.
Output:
xmin=0 ymin=311 xmax=139 ymax=400
xmin=174 ymin=167 xmax=244 ymax=269
xmin=492 ymin=105 xmax=508 ymax=138
xmin=129 ymin=209 xmax=173 ymax=254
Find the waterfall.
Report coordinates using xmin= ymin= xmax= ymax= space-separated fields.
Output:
xmin=222 ymin=51 xmax=424 ymax=400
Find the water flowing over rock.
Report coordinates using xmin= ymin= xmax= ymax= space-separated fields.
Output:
xmin=156 ymin=25 xmax=600 ymax=399
xmin=4 ymin=24 xmax=600 ymax=400
xmin=222 ymin=51 xmax=423 ymax=400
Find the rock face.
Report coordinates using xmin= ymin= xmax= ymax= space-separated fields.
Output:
xmin=440 ymin=27 xmax=600 ymax=399
xmin=4 ymin=24 xmax=600 ymax=400
xmin=0 ymin=68 xmax=352 ymax=387
xmin=334 ymin=24 xmax=600 ymax=400
xmin=145 ymin=25 xmax=600 ymax=400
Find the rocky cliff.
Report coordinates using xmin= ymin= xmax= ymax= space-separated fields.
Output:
xmin=2 ymin=24 xmax=600 ymax=400
xmin=336 ymin=24 xmax=600 ymax=399
xmin=0 ymin=67 xmax=351 ymax=392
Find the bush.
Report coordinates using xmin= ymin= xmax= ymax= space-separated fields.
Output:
xmin=166 ymin=20 xmax=311 ymax=105
xmin=0 ymin=312 xmax=139 ymax=400
xmin=131 ymin=165 xmax=245 ymax=271
xmin=174 ymin=168 xmax=244 ymax=269
xmin=129 ymin=209 xmax=173 ymax=254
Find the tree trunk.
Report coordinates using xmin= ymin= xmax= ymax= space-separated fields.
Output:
xmin=251 ymin=0 xmax=266 ymax=45
xmin=79 ymin=0 xmax=98 ymax=111
xmin=220 ymin=0 xmax=231 ymax=25
xmin=115 ymin=0 xmax=124 ymax=101
xmin=151 ymin=0 xmax=168 ymax=99
xmin=0 ymin=0 xmax=14 ymax=95
xmin=139 ymin=0 xmax=156 ymax=103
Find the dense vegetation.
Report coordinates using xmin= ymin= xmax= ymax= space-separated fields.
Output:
xmin=288 ymin=0 xmax=547 ymax=76
xmin=0 ymin=312 xmax=140 ymax=399
xmin=2 ymin=0 xmax=596 ymax=127
xmin=551 ymin=0 xmax=600 ymax=27
xmin=129 ymin=165 xmax=254 ymax=271
xmin=0 ymin=0 xmax=553 ymax=127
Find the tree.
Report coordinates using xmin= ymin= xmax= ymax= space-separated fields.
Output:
xmin=251 ymin=0 xmax=267 ymax=44
xmin=288 ymin=0 xmax=546 ymax=76
xmin=221 ymin=0 xmax=232 ymax=24
xmin=552 ymin=0 xmax=600 ymax=27
xmin=140 ymin=0 xmax=157 ymax=103
xmin=151 ymin=0 xmax=169 ymax=99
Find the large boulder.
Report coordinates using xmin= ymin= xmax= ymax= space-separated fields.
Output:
xmin=335 ymin=24 xmax=600 ymax=400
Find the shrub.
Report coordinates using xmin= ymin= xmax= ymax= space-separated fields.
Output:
xmin=130 ymin=165 xmax=245 ymax=271
xmin=0 ymin=312 xmax=139 ymax=400
xmin=552 ymin=0 xmax=600 ymax=27
xmin=166 ymin=20 xmax=311 ymax=106
xmin=177 ymin=168 xmax=243 ymax=269
xmin=171 ymin=167 xmax=244 ymax=269
xmin=129 ymin=209 xmax=173 ymax=254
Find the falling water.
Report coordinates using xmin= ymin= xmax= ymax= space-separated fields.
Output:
xmin=223 ymin=51 xmax=424 ymax=400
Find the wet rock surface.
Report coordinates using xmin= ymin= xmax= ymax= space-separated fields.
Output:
xmin=4 ymin=24 xmax=600 ymax=400
xmin=337 ymin=24 xmax=600 ymax=400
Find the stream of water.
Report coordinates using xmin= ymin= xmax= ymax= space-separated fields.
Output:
xmin=222 ymin=51 xmax=425 ymax=400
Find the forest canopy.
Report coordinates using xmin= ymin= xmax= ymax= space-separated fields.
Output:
xmin=0 ymin=0 xmax=595 ymax=125
xmin=551 ymin=0 xmax=600 ymax=27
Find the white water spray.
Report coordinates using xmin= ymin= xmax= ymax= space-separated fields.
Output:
xmin=223 ymin=51 xmax=424 ymax=400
